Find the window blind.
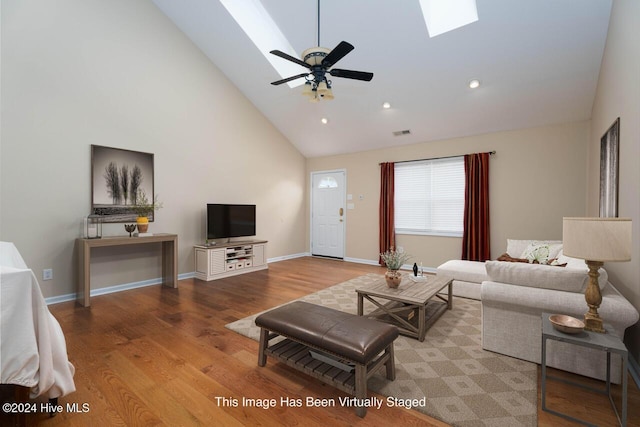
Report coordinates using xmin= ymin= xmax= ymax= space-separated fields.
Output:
xmin=394 ymin=156 xmax=465 ymax=236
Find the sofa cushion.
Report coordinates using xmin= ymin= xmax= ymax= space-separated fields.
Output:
xmin=437 ymin=260 xmax=488 ymax=284
xmin=506 ymin=239 xmax=562 ymax=258
xmin=485 ymin=260 xmax=608 ymax=293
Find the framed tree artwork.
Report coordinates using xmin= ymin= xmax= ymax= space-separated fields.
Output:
xmin=91 ymin=145 xmax=155 ymax=222
xmin=599 ymin=118 xmax=620 ymax=218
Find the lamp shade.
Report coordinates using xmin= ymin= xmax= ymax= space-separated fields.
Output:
xmin=562 ymin=217 xmax=632 ymax=261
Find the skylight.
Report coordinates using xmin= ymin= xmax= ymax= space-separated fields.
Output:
xmin=219 ymin=0 xmax=304 ymax=88
xmin=419 ymin=0 xmax=478 ymax=38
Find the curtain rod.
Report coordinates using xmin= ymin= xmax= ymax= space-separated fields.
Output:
xmin=380 ymin=151 xmax=495 ymax=165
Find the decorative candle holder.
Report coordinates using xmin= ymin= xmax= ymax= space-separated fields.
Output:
xmin=86 ymin=215 xmax=102 ymax=239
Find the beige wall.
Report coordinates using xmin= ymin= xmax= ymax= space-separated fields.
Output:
xmin=306 ymin=121 xmax=589 ymax=269
xmin=0 ymin=0 xmax=306 ymax=298
xmin=588 ymin=0 xmax=640 ymax=359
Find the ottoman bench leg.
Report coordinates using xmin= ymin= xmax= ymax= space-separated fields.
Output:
xmin=258 ymin=328 xmax=268 ymax=367
xmin=385 ymin=343 xmax=396 ymax=380
xmin=355 ymin=364 xmax=367 ymax=417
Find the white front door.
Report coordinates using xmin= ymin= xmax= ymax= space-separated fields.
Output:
xmin=311 ymin=170 xmax=345 ymax=258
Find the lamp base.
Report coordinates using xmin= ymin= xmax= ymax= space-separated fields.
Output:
xmin=583 ymin=260 xmax=606 ymax=333
xmin=584 ymin=313 xmax=605 ymax=333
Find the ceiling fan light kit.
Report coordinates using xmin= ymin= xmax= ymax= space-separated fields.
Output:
xmin=302 ymin=47 xmax=330 ymax=66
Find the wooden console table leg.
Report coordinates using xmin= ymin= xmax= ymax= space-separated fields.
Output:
xmin=161 ymin=238 xmax=178 ymax=288
xmin=76 ymin=240 xmax=91 ymax=307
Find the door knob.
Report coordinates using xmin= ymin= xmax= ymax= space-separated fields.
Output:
xmin=339 ymin=208 xmax=344 ymax=216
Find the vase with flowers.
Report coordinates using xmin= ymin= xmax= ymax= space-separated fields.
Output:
xmin=380 ymin=248 xmax=412 ymax=288
xmin=131 ymin=189 xmax=162 ymax=233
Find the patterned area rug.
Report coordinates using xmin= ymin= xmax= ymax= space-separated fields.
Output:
xmin=226 ymin=274 xmax=537 ymax=426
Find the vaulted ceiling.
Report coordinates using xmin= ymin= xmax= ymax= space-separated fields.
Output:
xmin=152 ymin=0 xmax=612 ymax=157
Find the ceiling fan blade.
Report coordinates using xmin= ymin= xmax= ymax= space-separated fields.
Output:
xmin=321 ymin=41 xmax=354 ymax=68
xmin=328 ymin=68 xmax=374 ymax=81
xmin=270 ymin=73 xmax=309 ymax=86
xmin=269 ymin=50 xmax=311 ymax=69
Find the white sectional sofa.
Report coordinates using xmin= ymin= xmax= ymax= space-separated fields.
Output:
xmin=437 ymin=239 xmax=639 ymax=383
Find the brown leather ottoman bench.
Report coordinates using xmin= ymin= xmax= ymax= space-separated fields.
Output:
xmin=255 ymin=301 xmax=399 ymax=417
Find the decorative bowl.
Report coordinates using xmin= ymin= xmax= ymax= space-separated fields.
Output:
xmin=549 ymin=314 xmax=585 ymax=334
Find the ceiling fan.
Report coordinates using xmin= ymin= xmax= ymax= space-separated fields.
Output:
xmin=269 ymin=1 xmax=373 ymax=102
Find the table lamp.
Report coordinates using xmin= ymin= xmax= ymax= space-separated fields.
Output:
xmin=562 ymin=217 xmax=632 ymax=333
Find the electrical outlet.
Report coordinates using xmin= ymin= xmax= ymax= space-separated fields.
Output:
xmin=43 ymin=269 xmax=53 ymax=281
xmin=397 ymin=246 xmax=404 ymax=253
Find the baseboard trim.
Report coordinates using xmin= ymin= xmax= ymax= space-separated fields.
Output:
xmin=267 ymin=252 xmax=309 ymax=263
xmin=45 ymin=272 xmax=195 ymax=305
xmin=343 ymin=256 xmax=379 ymax=266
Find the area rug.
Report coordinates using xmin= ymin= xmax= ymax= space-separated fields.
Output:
xmin=226 ymin=274 xmax=537 ymax=426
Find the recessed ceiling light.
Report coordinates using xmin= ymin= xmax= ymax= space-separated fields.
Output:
xmin=468 ymin=79 xmax=481 ymax=89
xmin=382 ymin=102 xmax=391 ymax=109
xmin=321 ymin=117 xmax=329 ymax=124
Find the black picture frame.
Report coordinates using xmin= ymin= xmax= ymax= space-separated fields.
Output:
xmin=91 ymin=145 xmax=155 ymax=223
xmin=599 ymin=118 xmax=620 ymax=218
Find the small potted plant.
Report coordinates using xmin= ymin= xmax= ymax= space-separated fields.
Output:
xmin=380 ymin=247 xmax=412 ymax=288
xmin=132 ymin=189 xmax=162 ymax=233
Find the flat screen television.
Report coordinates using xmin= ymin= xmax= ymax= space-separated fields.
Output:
xmin=207 ymin=204 xmax=256 ymax=240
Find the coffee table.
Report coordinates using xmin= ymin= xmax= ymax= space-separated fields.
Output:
xmin=356 ymin=274 xmax=453 ymax=341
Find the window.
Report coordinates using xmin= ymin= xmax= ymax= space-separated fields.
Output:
xmin=318 ymin=176 xmax=338 ymax=188
xmin=394 ymin=157 xmax=465 ymax=237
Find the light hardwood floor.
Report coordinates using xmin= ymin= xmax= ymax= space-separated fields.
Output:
xmin=3 ymin=257 xmax=638 ymax=426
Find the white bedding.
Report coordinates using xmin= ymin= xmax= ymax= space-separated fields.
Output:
xmin=0 ymin=242 xmax=75 ymax=398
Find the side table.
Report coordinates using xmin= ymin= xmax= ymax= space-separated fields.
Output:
xmin=541 ymin=312 xmax=628 ymax=426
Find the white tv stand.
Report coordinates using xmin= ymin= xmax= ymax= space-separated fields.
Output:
xmin=194 ymin=240 xmax=267 ymax=281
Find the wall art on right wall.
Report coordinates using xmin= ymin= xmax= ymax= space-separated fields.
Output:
xmin=599 ymin=117 xmax=620 ymax=218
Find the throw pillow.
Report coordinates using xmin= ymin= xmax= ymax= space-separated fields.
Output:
xmin=506 ymin=239 xmax=562 ymax=258
xmin=520 ymin=242 xmax=563 ymax=265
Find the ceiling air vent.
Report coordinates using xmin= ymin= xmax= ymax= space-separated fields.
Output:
xmin=392 ymin=129 xmax=411 ymax=136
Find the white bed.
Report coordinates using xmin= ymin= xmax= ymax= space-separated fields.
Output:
xmin=0 ymin=242 xmax=75 ymax=398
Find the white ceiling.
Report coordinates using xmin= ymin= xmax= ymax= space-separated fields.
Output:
xmin=152 ymin=0 xmax=612 ymax=158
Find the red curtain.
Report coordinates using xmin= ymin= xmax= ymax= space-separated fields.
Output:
xmin=379 ymin=162 xmax=395 ymax=264
xmin=461 ymin=153 xmax=491 ymax=261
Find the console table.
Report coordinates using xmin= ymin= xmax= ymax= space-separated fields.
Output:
xmin=76 ymin=234 xmax=178 ymax=307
